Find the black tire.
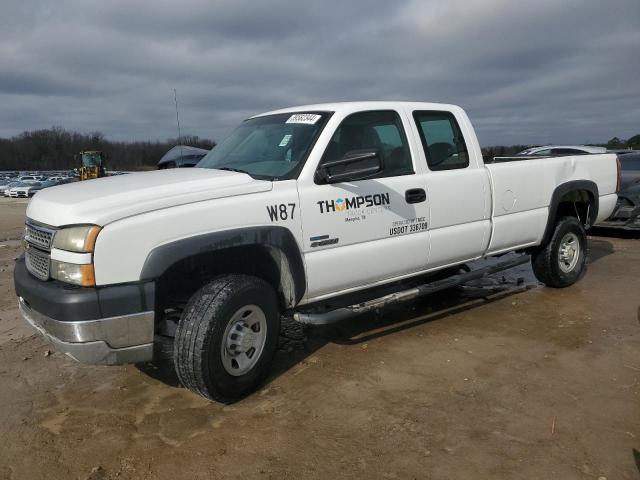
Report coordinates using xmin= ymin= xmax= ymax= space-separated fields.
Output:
xmin=531 ymin=216 xmax=587 ymax=288
xmin=174 ymin=275 xmax=280 ymax=402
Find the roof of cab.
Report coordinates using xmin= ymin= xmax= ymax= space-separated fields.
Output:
xmin=251 ymin=101 xmax=460 ymax=118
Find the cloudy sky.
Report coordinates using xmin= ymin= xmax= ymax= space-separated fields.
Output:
xmin=1 ymin=0 xmax=638 ymax=146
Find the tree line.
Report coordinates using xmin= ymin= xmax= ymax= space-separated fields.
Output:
xmin=605 ymin=134 xmax=640 ymax=149
xmin=0 ymin=126 xmax=216 ymax=172
xmin=1 ymin=126 xmax=637 ymax=172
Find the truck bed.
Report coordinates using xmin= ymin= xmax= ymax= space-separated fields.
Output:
xmin=483 ymin=153 xmax=619 ymax=255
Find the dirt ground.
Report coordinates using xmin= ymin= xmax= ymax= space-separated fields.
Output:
xmin=0 ymin=197 xmax=639 ymax=480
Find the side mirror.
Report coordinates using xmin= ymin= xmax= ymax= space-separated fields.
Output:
xmin=317 ymin=149 xmax=383 ymax=184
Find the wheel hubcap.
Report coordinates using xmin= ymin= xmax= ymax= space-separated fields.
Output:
xmin=221 ymin=305 xmax=267 ymax=376
xmin=558 ymin=232 xmax=580 ymax=273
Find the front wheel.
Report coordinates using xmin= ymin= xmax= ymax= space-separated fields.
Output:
xmin=531 ymin=216 xmax=587 ymax=288
xmin=174 ymin=275 xmax=280 ymax=402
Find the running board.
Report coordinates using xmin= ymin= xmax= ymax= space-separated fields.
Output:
xmin=293 ymin=255 xmax=531 ymax=325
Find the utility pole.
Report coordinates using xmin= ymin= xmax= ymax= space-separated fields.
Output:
xmin=174 ymin=88 xmax=183 ymax=158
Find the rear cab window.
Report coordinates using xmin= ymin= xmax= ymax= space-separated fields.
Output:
xmin=412 ymin=111 xmax=469 ymax=170
xmin=532 ymin=149 xmax=552 ymax=156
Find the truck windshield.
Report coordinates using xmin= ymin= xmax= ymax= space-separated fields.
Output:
xmin=197 ymin=112 xmax=330 ymax=180
xmin=82 ymin=153 xmax=102 ymax=167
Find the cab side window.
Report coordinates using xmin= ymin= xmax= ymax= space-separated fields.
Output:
xmin=319 ymin=110 xmax=414 ymax=180
xmin=533 ymin=149 xmax=552 ymax=156
xmin=413 ymin=111 xmax=469 ymax=171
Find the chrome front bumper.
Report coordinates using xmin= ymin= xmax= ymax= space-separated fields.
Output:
xmin=18 ymin=297 xmax=154 ymax=365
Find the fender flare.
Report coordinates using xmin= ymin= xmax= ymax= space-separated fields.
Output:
xmin=541 ymin=180 xmax=599 ymax=245
xmin=139 ymin=226 xmax=306 ymax=305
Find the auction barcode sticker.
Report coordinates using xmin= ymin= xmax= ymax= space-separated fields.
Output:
xmin=286 ymin=113 xmax=321 ymax=125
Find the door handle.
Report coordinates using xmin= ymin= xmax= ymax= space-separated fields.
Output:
xmin=405 ymin=188 xmax=426 ymax=204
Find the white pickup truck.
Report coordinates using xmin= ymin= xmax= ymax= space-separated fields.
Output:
xmin=15 ymin=101 xmax=620 ymax=401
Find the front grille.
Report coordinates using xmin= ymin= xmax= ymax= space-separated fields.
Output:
xmin=24 ymin=220 xmax=56 ymax=281
xmin=25 ymin=247 xmax=50 ymax=280
xmin=25 ymin=222 xmax=55 ymax=251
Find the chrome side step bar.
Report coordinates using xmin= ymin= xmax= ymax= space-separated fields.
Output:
xmin=293 ymin=255 xmax=530 ymax=325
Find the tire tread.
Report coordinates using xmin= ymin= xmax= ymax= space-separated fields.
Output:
xmin=531 ymin=216 xmax=587 ymax=288
xmin=174 ymin=275 xmax=278 ymax=402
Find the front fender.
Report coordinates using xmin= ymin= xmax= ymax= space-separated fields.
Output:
xmin=139 ymin=226 xmax=306 ymax=305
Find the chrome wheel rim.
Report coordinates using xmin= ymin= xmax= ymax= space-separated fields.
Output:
xmin=558 ymin=232 xmax=580 ymax=273
xmin=221 ymin=305 xmax=267 ymax=376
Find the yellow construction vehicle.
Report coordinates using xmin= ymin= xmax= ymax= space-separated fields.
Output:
xmin=76 ymin=151 xmax=107 ymax=181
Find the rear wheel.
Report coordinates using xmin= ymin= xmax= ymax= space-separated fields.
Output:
xmin=531 ymin=216 xmax=587 ymax=288
xmin=174 ymin=275 xmax=280 ymax=402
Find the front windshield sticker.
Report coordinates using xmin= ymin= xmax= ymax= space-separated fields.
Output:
xmin=286 ymin=113 xmax=321 ymax=125
xmin=279 ymin=134 xmax=292 ymax=147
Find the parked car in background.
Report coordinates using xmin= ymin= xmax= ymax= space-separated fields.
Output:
xmin=16 ymin=175 xmax=46 ymax=184
xmin=0 ymin=181 xmax=20 ymax=195
xmin=618 ymin=152 xmax=640 ymax=189
xmin=58 ymin=177 xmax=77 ymax=185
xmin=600 ymin=183 xmax=640 ymax=230
xmin=5 ymin=180 xmax=58 ymax=198
xmin=517 ymin=145 xmax=607 ymax=156
xmin=607 ymin=149 xmax=637 ymax=156
xmin=45 ymin=177 xmax=75 ymax=185
xmin=599 ymin=152 xmax=640 ymax=230
xmin=157 ymin=145 xmax=210 ymax=169
xmin=5 ymin=182 xmax=32 ymax=197
xmin=6 ymin=182 xmax=41 ymax=198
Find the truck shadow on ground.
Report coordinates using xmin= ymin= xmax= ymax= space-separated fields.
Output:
xmin=271 ymin=282 xmax=534 ymax=371
xmin=587 ymin=238 xmax=615 ymax=264
xmin=587 ymin=228 xmax=638 ymax=264
xmin=589 ymin=226 xmax=640 ymax=240
xmin=138 ymin=278 xmax=536 ymax=395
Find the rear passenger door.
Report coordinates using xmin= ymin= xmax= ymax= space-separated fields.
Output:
xmin=411 ymin=110 xmax=491 ymax=268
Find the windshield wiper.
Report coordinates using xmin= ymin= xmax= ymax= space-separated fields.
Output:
xmin=215 ymin=167 xmax=251 ymax=175
xmin=215 ymin=167 xmax=277 ymax=181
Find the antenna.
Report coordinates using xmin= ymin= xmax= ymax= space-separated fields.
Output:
xmin=173 ymin=88 xmax=183 ymax=158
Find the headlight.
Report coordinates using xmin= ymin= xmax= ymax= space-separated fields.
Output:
xmin=50 ymin=260 xmax=96 ymax=287
xmin=53 ymin=225 xmax=101 ymax=253
xmin=49 ymin=225 xmax=101 ymax=286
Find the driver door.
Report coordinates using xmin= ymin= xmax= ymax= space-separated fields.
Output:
xmin=297 ymin=110 xmax=431 ymax=302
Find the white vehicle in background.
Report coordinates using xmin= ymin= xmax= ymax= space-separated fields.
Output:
xmin=0 ymin=180 xmax=19 ymax=195
xmin=6 ymin=182 xmax=44 ymax=198
xmin=15 ymin=101 xmax=620 ymax=402
xmin=3 ymin=182 xmax=26 ymax=197
xmin=517 ymin=145 xmax=607 ymax=156
xmin=16 ymin=175 xmax=45 ymax=184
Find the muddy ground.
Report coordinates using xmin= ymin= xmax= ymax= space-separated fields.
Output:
xmin=0 ymin=197 xmax=639 ymax=479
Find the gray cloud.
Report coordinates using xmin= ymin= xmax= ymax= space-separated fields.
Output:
xmin=0 ymin=0 xmax=638 ymax=146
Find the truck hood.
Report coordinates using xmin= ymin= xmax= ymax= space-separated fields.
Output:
xmin=27 ymin=168 xmax=273 ymax=227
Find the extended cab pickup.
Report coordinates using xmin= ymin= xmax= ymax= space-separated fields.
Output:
xmin=15 ymin=102 xmax=620 ymax=401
